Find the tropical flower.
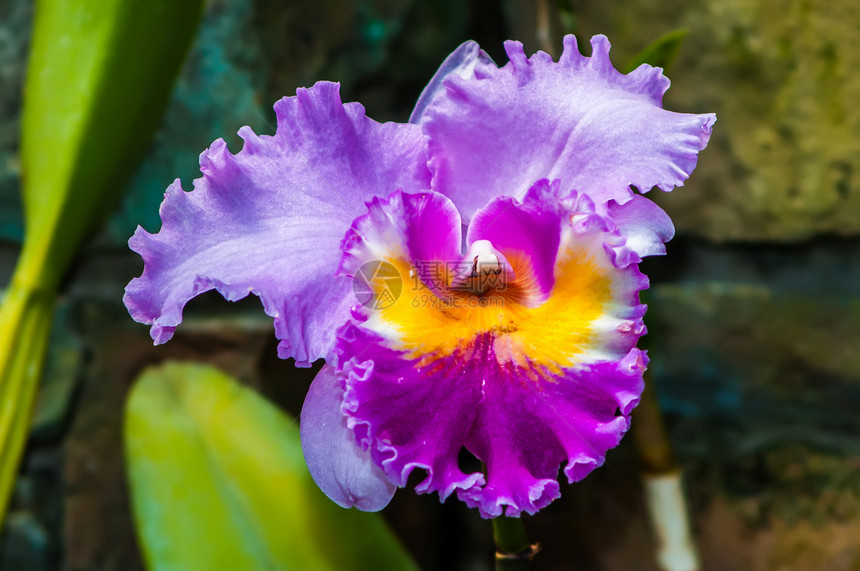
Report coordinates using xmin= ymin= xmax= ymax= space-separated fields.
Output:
xmin=124 ymin=35 xmax=715 ymax=518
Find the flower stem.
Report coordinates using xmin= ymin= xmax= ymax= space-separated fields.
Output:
xmin=492 ymin=515 xmax=537 ymax=570
xmin=631 ymin=371 xmax=676 ymax=474
xmin=535 ymin=0 xmax=553 ymax=55
xmin=632 ymin=370 xmax=700 ymax=570
xmin=0 ymin=271 xmax=55 ymax=525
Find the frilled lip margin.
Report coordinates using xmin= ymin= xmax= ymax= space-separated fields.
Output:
xmin=330 ymin=182 xmax=654 ymax=518
xmin=338 ymin=329 xmax=648 ymax=518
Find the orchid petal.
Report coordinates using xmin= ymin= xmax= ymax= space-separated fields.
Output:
xmin=300 ymin=364 xmax=396 ymax=512
xmin=422 ymin=34 xmax=716 ymax=220
xmin=124 ymin=81 xmax=431 ymax=364
xmin=608 ymin=195 xmax=675 ymax=259
xmin=339 ymin=190 xmax=462 ymax=303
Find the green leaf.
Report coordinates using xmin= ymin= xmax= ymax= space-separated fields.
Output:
xmin=0 ymin=285 xmax=53 ymax=520
xmin=0 ymin=0 xmax=203 ymax=527
xmin=19 ymin=0 xmax=203 ymax=289
xmin=623 ymin=28 xmax=689 ymax=74
xmin=124 ymin=362 xmax=417 ymax=571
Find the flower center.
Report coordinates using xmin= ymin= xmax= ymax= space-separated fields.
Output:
xmin=356 ymin=236 xmax=618 ymax=374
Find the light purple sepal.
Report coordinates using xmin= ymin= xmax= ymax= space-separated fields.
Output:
xmin=409 ymin=40 xmax=495 ymax=125
xmin=123 ymin=81 xmax=431 ymax=364
xmin=421 ymin=34 xmax=716 ymax=221
xmin=300 ymin=364 xmax=397 ymax=511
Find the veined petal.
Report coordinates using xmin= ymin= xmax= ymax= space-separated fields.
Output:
xmin=300 ymin=364 xmax=397 ymax=511
xmin=422 ymin=34 xmax=716 ymax=220
xmin=336 ymin=183 xmax=651 ymax=517
xmin=124 ymin=81 xmax=431 ymax=364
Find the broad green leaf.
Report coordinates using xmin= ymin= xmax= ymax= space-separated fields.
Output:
xmin=19 ymin=0 xmax=203 ymax=288
xmin=125 ymin=362 xmax=416 ymax=571
xmin=623 ymin=28 xmax=689 ymax=74
xmin=0 ymin=0 xmax=202 ymax=524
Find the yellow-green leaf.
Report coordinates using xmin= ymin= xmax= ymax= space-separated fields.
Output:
xmin=623 ymin=28 xmax=689 ymax=74
xmin=0 ymin=0 xmax=203 ymax=529
xmin=124 ymin=362 xmax=416 ymax=571
xmin=19 ymin=0 xmax=203 ymax=289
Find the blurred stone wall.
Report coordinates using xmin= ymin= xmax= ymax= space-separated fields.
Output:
xmin=0 ymin=0 xmax=858 ymax=569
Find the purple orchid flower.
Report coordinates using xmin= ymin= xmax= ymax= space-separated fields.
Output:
xmin=124 ymin=35 xmax=715 ymax=518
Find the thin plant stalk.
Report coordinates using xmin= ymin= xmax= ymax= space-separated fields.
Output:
xmin=535 ymin=0 xmax=553 ymax=55
xmin=632 ymin=371 xmax=700 ymax=571
xmin=493 ymin=515 xmax=537 ymax=570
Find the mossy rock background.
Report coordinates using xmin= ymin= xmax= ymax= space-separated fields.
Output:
xmin=568 ymin=0 xmax=860 ymax=241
